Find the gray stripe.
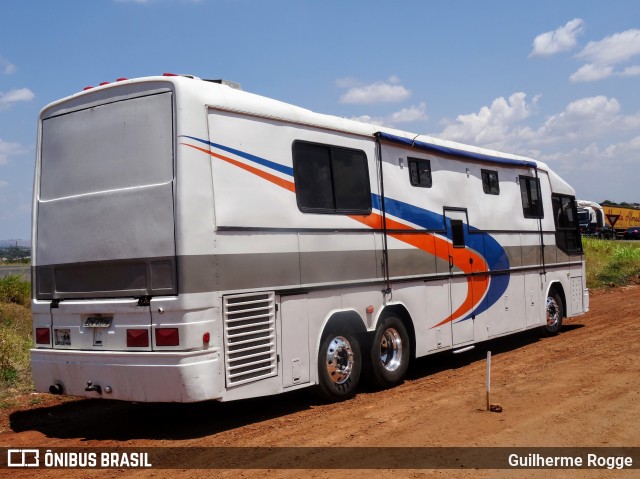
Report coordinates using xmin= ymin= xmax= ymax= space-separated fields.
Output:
xmin=35 ymin=246 xmax=583 ymax=299
xmin=34 ymin=257 xmax=177 ymax=300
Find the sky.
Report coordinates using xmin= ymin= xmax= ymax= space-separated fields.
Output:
xmin=1 ymin=0 xmax=639 ymax=239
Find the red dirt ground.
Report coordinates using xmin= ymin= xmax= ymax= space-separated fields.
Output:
xmin=2 ymin=285 xmax=639 ymax=478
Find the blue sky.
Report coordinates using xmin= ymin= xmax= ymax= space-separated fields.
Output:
xmin=1 ymin=0 xmax=639 ymax=239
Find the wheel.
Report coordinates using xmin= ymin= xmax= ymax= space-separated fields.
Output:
xmin=543 ymin=290 xmax=564 ymax=335
xmin=365 ymin=316 xmax=410 ymax=389
xmin=316 ymin=330 xmax=361 ymax=402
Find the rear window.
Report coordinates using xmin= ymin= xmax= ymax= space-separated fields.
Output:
xmin=40 ymin=92 xmax=174 ymax=200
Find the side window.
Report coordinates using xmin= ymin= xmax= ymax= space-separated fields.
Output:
xmin=519 ymin=175 xmax=544 ymax=219
xmin=481 ymin=169 xmax=500 ymax=195
xmin=552 ymin=194 xmax=582 ymax=254
xmin=292 ymin=141 xmax=371 ymax=214
xmin=408 ymin=157 xmax=432 ymax=188
xmin=450 ymin=219 xmax=465 ymax=248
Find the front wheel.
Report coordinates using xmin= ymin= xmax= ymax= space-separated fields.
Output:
xmin=316 ymin=330 xmax=361 ymax=402
xmin=543 ymin=290 xmax=564 ymax=335
xmin=365 ymin=317 xmax=410 ymax=389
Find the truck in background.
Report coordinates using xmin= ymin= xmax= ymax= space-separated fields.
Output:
xmin=601 ymin=204 xmax=640 ymax=238
xmin=577 ymin=200 xmax=616 ymax=239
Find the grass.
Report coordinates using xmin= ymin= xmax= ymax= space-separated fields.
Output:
xmin=0 ymin=275 xmax=33 ymax=399
xmin=0 ymin=241 xmax=638 ymax=400
xmin=582 ymin=237 xmax=640 ymax=288
xmin=0 ymin=274 xmax=31 ymax=307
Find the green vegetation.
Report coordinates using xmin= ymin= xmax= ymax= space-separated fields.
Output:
xmin=0 ymin=274 xmax=31 ymax=306
xmin=582 ymin=237 xmax=640 ymax=288
xmin=0 ymin=275 xmax=32 ymax=399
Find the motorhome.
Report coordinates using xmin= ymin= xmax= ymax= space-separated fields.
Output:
xmin=31 ymin=75 xmax=588 ymax=402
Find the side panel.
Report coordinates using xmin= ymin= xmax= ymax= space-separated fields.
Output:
xmin=280 ymin=295 xmax=310 ymax=388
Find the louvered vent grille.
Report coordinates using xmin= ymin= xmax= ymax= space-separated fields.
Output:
xmin=223 ymin=292 xmax=277 ymax=387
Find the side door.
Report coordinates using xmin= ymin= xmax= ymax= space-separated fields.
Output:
xmin=444 ymin=209 xmax=474 ymax=345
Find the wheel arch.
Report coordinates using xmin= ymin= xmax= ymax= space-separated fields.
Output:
xmin=546 ymin=280 xmax=567 ymax=319
xmin=377 ymin=303 xmax=416 ymax=361
xmin=316 ymin=309 xmax=368 ymax=357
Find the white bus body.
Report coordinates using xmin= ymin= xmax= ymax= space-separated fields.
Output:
xmin=31 ymin=75 xmax=588 ymax=402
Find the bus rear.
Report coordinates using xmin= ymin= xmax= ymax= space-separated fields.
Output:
xmin=30 ymin=78 xmax=222 ymax=402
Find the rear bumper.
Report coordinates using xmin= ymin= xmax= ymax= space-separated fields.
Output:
xmin=30 ymin=348 xmax=223 ymax=402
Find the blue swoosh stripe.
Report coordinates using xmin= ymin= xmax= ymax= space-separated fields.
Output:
xmin=181 ymin=136 xmax=294 ymax=177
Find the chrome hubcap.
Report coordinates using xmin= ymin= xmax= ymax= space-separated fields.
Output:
xmin=325 ymin=336 xmax=354 ymax=385
xmin=546 ymin=297 xmax=560 ymax=327
xmin=379 ymin=327 xmax=403 ymax=372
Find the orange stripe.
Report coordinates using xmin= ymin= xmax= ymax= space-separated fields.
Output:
xmin=182 ymin=143 xmax=296 ymax=192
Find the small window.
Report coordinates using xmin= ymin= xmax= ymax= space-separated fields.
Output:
xmin=552 ymin=194 xmax=582 ymax=254
xmin=450 ymin=219 xmax=465 ymax=248
xmin=481 ymin=169 xmax=500 ymax=195
xmin=408 ymin=158 xmax=432 ymax=188
xmin=519 ymin=175 xmax=544 ymax=219
xmin=292 ymin=141 xmax=371 ymax=214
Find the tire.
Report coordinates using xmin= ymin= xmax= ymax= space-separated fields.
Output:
xmin=316 ymin=329 xmax=361 ymax=402
xmin=543 ymin=290 xmax=564 ymax=335
xmin=365 ymin=316 xmax=410 ymax=389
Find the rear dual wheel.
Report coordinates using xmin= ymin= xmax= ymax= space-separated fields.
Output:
xmin=365 ymin=317 xmax=410 ymax=389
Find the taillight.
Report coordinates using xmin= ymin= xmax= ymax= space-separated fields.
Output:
xmin=156 ymin=328 xmax=179 ymax=346
xmin=35 ymin=328 xmax=50 ymax=345
xmin=127 ymin=329 xmax=149 ymax=348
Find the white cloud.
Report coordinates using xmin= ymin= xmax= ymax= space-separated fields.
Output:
xmin=569 ymin=63 xmax=614 ymax=83
xmin=388 ymin=102 xmax=427 ymax=124
xmin=346 ymin=103 xmax=427 ymax=128
xmin=536 ymin=96 xmax=621 ymax=143
xmin=0 ymin=55 xmax=16 ymax=75
xmin=620 ymin=65 xmax=640 ymax=77
xmin=577 ymin=29 xmax=640 ymax=66
xmin=530 ymin=18 xmax=584 ymax=57
xmin=438 ymin=92 xmax=536 ymax=149
xmin=571 ymin=29 xmax=640 ymax=82
xmin=339 ymin=77 xmax=411 ymax=104
xmin=0 ymin=88 xmax=35 ymax=110
xmin=0 ymin=139 xmax=26 ymax=165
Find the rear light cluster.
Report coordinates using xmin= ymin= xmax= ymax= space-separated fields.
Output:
xmin=126 ymin=328 xmax=179 ymax=347
xmin=126 ymin=329 xmax=149 ymax=348
xmin=155 ymin=328 xmax=179 ymax=346
xmin=38 ymin=326 xmax=201 ymax=348
xmin=35 ymin=328 xmax=51 ymax=345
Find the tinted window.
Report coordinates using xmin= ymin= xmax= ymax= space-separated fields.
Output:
xmin=481 ymin=169 xmax=500 ymax=195
xmin=450 ymin=219 xmax=465 ymax=248
xmin=552 ymin=194 xmax=582 ymax=254
xmin=519 ymin=175 xmax=544 ymax=218
xmin=293 ymin=141 xmax=370 ymax=214
xmin=408 ymin=158 xmax=432 ymax=188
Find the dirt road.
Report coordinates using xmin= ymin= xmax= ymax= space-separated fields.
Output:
xmin=2 ymin=286 xmax=639 ymax=478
